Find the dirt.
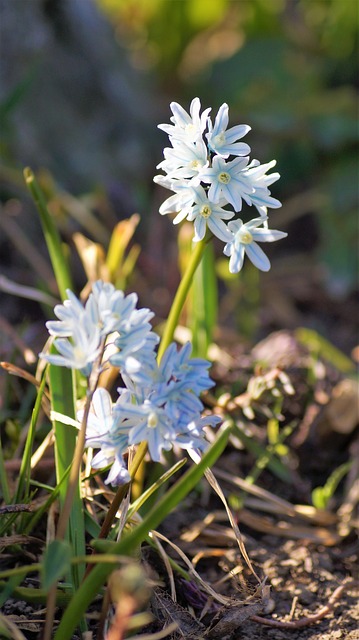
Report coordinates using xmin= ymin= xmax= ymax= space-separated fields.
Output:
xmin=1 ymin=329 xmax=358 ymax=640
xmin=145 ymin=503 xmax=359 ymax=640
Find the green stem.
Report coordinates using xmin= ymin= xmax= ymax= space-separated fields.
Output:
xmin=157 ymin=236 xmax=211 ymax=362
xmin=83 ymin=441 xmax=149 ymax=582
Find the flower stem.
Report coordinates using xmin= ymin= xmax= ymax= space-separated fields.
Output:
xmin=157 ymin=235 xmax=211 ymax=363
xmin=95 ymin=441 xmax=148 ymax=543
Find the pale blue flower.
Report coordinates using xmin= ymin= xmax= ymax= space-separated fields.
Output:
xmin=223 ymin=217 xmax=288 ymax=273
xmin=78 ymin=387 xmax=114 ymax=444
xmin=158 ymin=342 xmax=214 ymax=397
xmin=153 ymin=176 xmax=196 ymax=223
xmin=111 ymin=328 xmax=159 ymax=384
xmin=156 ymin=137 xmax=209 ymax=185
xmin=186 ymin=186 xmax=234 ymax=242
xmin=113 ymin=341 xmax=220 ymax=462
xmin=158 ymin=97 xmax=211 ymax=144
xmin=242 ymin=159 xmax=282 ymax=217
xmin=126 ymin=401 xmax=175 ymax=462
xmin=77 ymin=388 xmax=130 ymax=485
xmin=40 ymin=281 xmax=158 ymax=379
xmin=87 ymin=281 xmax=138 ymax=336
xmin=39 ymin=324 xmax=102 ymax=376
xmin=175 ymin=415 xmax=222 ymax=452
xmin=200 ymin=155 xmax=253 ymax=212
xmin=46 ymin=289 xmax=87 ymax=337
xmin=206 ymin=103 xmax=251 ymax=158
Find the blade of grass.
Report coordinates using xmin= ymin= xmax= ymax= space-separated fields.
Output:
xmin=49 ymin=359 xmax=86 ymax=587
xmin=127 ymin=458 xmax=187 ymax=521
xmin=295 ymin=327 xmax=355 ymax=374
xmin=23 ymin=167 xmax=73 ymax=300
xmin=0 ymin=581 xmax=71 ymax=606
xmin=54 ymin=424 xmax=231 ymax=640
xmin=23 ymin=463 xmax=72 ymax=535
xmin=14 ymin=372 xmax=47 ymax=505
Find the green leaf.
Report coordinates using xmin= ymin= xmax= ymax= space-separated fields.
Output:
xmin=311 ymin=487 xmax=327 ymax=510
xmin=23 ymin=167 xmax=73 ymax=300
xmin=311 ymin=461 xmax=353 ymax=510
xmin=295 ymin=327 xmax=355 ymax=373
xmin=49 ymin=358 xmax=86 ymax=588
xmin=15 ymin=373 xmax=47 ymax=505
xmin=41 ymin=540 xmax=72 ymax=591
xmin=127 ymin=458 xmax=187 ymax=520
xmin=54 ymin=424 xmax=231 ymax=640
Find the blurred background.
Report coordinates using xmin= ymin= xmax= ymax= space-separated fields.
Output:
xmin=0 ymin=0 xmax=358 ymax=359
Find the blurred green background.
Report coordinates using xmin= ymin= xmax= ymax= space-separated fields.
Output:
xmin=0 ymin=0 xmax=358 ymax=353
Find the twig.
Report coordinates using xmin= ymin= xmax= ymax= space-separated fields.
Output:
xmin=250 ymin=584 xmax=345 ymax=629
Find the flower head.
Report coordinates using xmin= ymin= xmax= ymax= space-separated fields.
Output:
xmin=242 ymin=160 xmax=282 ymax=217
xmin=158 ymin=97 xmax=211 ymax=144
xmin=187 ymin=185 xmax=234 ymax=242
xmin=113 ymin=342 xmax=219 ymax=462
xmin=206 ymin=103 xmax=251 ymax=158
xmin=156 ymin=138 xmax=209 ymax=185
xmin=154 ymin=98 xmax=286 ymax=271
xmin=77 ymin=387 xmax=130 ymax=485
xmin=200 ymin=156 xmax=253 ymax=212
xmin=223 ymin=217 xmax=287 ymax=273
xmin=40 ymin=281 xmax=157 ymax=378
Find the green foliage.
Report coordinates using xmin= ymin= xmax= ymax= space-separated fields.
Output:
xmin=190 ymin=242 xmax=218 ymax=358
xmin=54 ymin=424 xmax=231 ymax=640
xmin=24 ymin=168 xmax=73 ymax=300
xmin=312 ymin=461 xmax=353 ymax=510
xmin=41 ymin=540 xmax=72 ymax=591
xmin=295 ymin=327 xmax=356 ymax=373
xmin=48 ymin=358 xmax=86 ymax=588
xmin=24 ymin=172 xmax=86 ymax=593
xmin=233 ymin=420 xmax=293 ymax=486
xmin=14 ymin=374 xmax=47 ymax=507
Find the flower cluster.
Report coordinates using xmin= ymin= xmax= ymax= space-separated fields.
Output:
xmin=154 ymin=98 xmax=287 ymax=272
xmin=40 ymin=281 xmax=157 ymax=378
xmin=78 ymin=342 xmax=220 ymax=484
xmin=40 ymin=281 xmax=219 ymax=483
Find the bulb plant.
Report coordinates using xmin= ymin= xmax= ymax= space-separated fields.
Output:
xmin=0 ymin=98 xmax=287 ymax=640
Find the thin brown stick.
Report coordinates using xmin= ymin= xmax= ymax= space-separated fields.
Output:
xmin=250 ymin=584 xmax=345 ymax=629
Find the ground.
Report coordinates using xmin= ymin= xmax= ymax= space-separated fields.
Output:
xmin=1 ymin=316 xmax=358 ymax=640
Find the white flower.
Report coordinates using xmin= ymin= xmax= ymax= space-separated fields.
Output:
xmin=223 ymin=217 xmax=287 ymax=273
xmin=156 ymin=137 xmax=209 ymax=185
xmin=200 ymin=155 xmax=253 ymax=212
xmin=40 ymin=281 xmax=159 ymax=379
xmin=77 ymin=388 xmax=130 ymax=485
xmin=242 ymin=159 xmax=282 ymax=217
xmin=111 ymin=318 xmax=159 ymax=384
xmin=153 ymin=176 xmax=195 ymax=221
xmin=206 ymin=103 xmax=251 ymax=158
xmin=46 ymin=289 xmax=87 ymax=337
xmin=186 ymin=186 xmax=234 ymax=242
xmin=87 ymin=281 xmax=138 ymax=336
xmin=39 ymin=324 xmax=102 ymax=376
xmin=158 ymin=97 xmax=211 ymax=144
xmin=126 ymin=402 xmax=175 ymax=462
